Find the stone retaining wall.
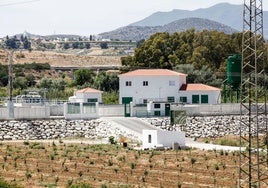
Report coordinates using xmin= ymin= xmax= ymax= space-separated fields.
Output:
xmin=0 ymin=115 xmax=262 ymax=141
xmin=0 ymin=119 xmax=138 ymax=141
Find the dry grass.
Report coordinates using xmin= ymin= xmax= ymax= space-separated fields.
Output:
xmin=0 ymin=49 xmax=121 ymax=67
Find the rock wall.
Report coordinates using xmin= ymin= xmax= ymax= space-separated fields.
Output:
xmin=143 ymin=115 xmax=261 ymax=138
xmin=0 ymin=119 xmax=138 ymax=141
xmin=0 ymin=115 xmax=261 ymax=140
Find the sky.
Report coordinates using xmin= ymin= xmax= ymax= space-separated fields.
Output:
xmin=0 ymin=0 xmax=267 ymax=37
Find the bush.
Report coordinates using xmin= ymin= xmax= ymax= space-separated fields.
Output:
xmin=109 ymin=136 xmax=117 ymax=145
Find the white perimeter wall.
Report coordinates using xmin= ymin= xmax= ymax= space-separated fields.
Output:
xmin=0 ymin=106 xmax=50 ymax=120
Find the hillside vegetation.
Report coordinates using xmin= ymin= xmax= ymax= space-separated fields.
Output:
xmin=100 ymin=18 xmax=237 ymax=41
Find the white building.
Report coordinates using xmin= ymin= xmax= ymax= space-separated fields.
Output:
xmin=118 ymin=69 xmax=221 ymax=105
xmin=69 ymin=87 xmax=103 ymax=103
xmin=142 ymin=129 xmax=185 ymax=150
xmin=64 ymin=87 xmax=103 ymax=120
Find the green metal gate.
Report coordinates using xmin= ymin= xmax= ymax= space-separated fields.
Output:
xmin=122 ymin=97 xmax=132 ymax=117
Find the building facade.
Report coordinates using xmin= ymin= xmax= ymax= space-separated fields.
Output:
xmin=119 ymin=69 xmax=221 ymax=105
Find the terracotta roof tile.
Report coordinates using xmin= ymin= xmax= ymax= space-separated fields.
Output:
xmin=76 ymin=87 xmax=102 ymax=93
xmin=180 ymin=84 xmax=221 ymax=91
xmin=119 ymin=69 xmax=187 ymax=77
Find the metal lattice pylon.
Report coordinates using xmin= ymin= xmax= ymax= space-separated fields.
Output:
xmin=240 ymin=0 xmax=268 ymax=187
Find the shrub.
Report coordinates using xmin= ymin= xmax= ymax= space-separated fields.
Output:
xmin=214 ymin=163 xmax=220 ymax=170
xmin=109 ymin=136 xmax=117 ymax=145
xmin=130 ymin=162 xmax=136 ymax=169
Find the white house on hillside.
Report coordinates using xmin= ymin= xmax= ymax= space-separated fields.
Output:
xmin=64 ymin=87 xmax=103 ymax=119
xmin=69 ymin=87 xmax=103 ymax=103
xmin=119 ymin=69 xmax=221 ymax=105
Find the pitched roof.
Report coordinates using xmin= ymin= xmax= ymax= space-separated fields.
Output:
xmin=119 ymin=69 xmax=187 ymax=77
xmin=76 ymin=87 xmax=102 ymax=93
xmin=180 ymin=84 xmax=221 ymax=91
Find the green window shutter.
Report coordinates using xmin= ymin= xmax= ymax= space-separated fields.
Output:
xmin=167 ymin=96 xmax=175 ymax=103
xmin=154 ymin=103 xmax=161 ymax=108
xmin=192 ymin=95 xmax=199 ymax=104
xmin=201 ymin=95 xmax=208 ymax=104
xmin=154 ymin=111 xmax=161 ymax=116
xmin=180 ymin=97 xmax=187 ymax=103
xmin=87 ymin=98 xmax=98 ymax=102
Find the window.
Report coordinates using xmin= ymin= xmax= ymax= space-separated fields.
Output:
xmin=83 ymin=103 xmax=96 ymax=113
xmin=201 ymin=95 xmax=208 ymax=104
xmin=154 ymin=111 xmax=161 ymax=116
xmin=192 ymin=95 xmax=199 ymax=104
xmin=125 ymin=81 xmax=132 ymax=86
xmin=180 ymin=97 xmax=187 ymax=103
xmin=87 ymin=98 xmax=98 ymax=102
xmin=154 ymin=103 xmax=161 ymax=108
xmin=167 ymin=96 xmax=175 ymax=103
xmin=67 ymin=103 xmax=80 ymax=114
xmin=169 ymin=80 xmax=175 ymax=86
xmin=143 ymin=99 xmax=148 ymax=104
xmin=148 ymin=135 xmax=152 ymax=143
xmin=143 ymin=81 xmax=148 ymax=86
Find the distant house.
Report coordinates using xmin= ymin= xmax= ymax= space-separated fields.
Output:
xmin=118 ymin=69 xmax=221 ymax=105
xmin=69 ymin=87 xmax=103 ymax=103
xmin=64 ymin=87 xmax=103 ymax=120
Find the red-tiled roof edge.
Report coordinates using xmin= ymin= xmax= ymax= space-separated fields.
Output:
xmin=179 ymin=84 xmax=221 ymax=91
xmin=76 ymin=87 xmax=103 ymax=93
xmin=119 ymin=69 xmax=187 ymax=77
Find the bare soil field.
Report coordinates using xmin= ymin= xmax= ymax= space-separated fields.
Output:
xmin=0 ymin=140 xmax=239 ymax=188
xmin=0 ymin=49 xmax=121 ymax=67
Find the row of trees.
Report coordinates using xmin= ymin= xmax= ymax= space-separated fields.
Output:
xmin=121 ymin=29 xmax=244 ymax=72
xmin=4 ymin=35 xmax=31 ymax=50
xmin=62 ymin=41 xmax=109 ymax=50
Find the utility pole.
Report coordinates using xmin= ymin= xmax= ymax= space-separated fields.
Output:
xmin=240 ymin=0 xmax=268 ymax=187
xmin=7 ymin=50 xmax=14 ymax=119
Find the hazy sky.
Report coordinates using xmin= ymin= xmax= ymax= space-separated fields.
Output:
xmin=0 ymin=0 xmax=267 ymax=37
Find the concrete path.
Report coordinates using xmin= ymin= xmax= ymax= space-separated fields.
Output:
xmin=185 ymin=138 xmax=245 ymax=151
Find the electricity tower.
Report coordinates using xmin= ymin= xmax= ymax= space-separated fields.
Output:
xmin=240 ymin=0 xmax=268 ymax=187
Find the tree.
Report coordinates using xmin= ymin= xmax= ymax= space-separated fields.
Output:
xmin=85 ymin=43 xmax=91 ymax=49
xmin=38 ymin=77 xmax=53 ymax=89
xmin=21 ymin=36 xmax=31 ymax=49
xmin=93 ymin=71 xmax=119 ymax=92
xmin=25 ymin=74 xmax=36 ymax=87
xmin=74 ymin=69 xmax=95 ymax=86
xmin=100 ymin=42 xmax=108 ymax=49
xmin=5 ymin=36 xmax=20 ymax=49
xmin=63 ymin=43 xmax=70 ymax=49
xmin=175 ymin=64 xmax=222 ymax=87
xmin=13 ymin=77 xmax=27 ymax=90
xmin=0 ymin=64 xmax=8 ymax=86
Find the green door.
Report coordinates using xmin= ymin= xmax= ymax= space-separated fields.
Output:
xmin=165 ymin=104 xmax=170 ymax=116
xmin=192 ymin=95 xmax=199 ymax=104
xmin=122 ymin=97 xmax=133 ymax=117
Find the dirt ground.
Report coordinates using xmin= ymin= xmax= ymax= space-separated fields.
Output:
xmin=0 ymin=139 xmax=239 ymax=188
xmin=0 ymin=49 xmax=121 ymax=67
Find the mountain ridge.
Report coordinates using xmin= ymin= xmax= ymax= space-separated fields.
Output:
xmin=129 ymin=3 xmax=268 ymax=38
xmin=99 ymin=17 xmax=237 ymax=41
